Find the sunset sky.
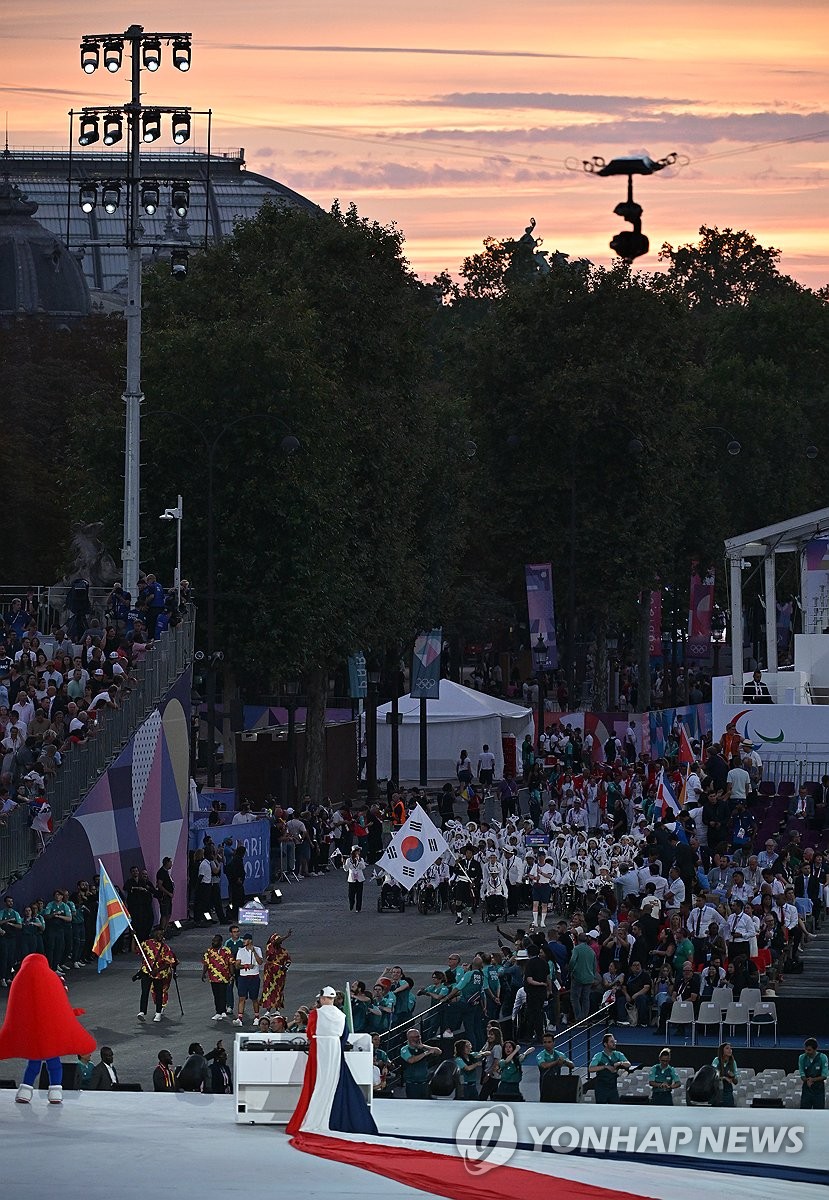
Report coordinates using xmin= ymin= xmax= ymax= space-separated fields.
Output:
xmin=3 ymin=1 xmax=829 ymax=286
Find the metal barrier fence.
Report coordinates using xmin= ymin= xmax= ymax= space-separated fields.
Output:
xmin=378 ymin=991 xmax=613 ymax=1089
xmin=0 ymin=585 xmax=113 ymax=635
xmin=724 ymin=681 xmax=812 ymax=704
xmin=0 ymin=609 xmax=195 ymax=889
xmin=380 ymin=995 xmax=453 ymax=1065
xmin=761 ymin=758 xmax=829 ymax=788
xmin=553 ymin=1001 xmax=614 ymax=1071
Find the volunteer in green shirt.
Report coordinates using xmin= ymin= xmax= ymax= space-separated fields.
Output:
xmin=43 ymin=889 xmax=72 ymax=972
xmin=799 ymin=1038 xmax=828 ymax=1109
xmin=648 ymin=1048 xmax=680 ymax=1106
xmin=589 ymin=1032 xmax=631 ymax=1103
xmin=712 ymin=1042 xmax=739 ymax=1107
xmin=399 ymin=1028 xmax=441 ymax=1098
xmin=224 ymin=924 xmax=245 ymax=1014
xmin=454 ymin=1038 xmax=482 ymax=1100
xmin=447 ymin=957 xmax=486 ymax=1050
xmin=0 ymin=896 xmax=22 ymax=984
xmin=494 ymin=1039 xmax=531 ymax=1100
xmin=76 ymin=1053 xmax=95 ymax=1089
xmin=418 ymin=971 xmax=450 ymax=1004
xmin=537 ymin=1032 xmax=574 ymax=1101
xmin=569 ymin=932 xmax=599 ymax=1024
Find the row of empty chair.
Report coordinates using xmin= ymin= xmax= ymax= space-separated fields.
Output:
xmin=666 ymin=995 xmax=778 ymax=1046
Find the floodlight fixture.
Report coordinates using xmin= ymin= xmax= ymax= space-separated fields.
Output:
xmin=141 ymin=180 xmax=161 ymax=215
xmin=103 ymin=38 xmax=123 ymax=73
xmin=80 ymin=41 xmax=99 ymax=74
xmin=141 ymin=109 xmax=162 ymax=143
xmin=142 ymin=36 xmax=162 ymax=72
xmin=102 ymin=112 xmax=123 ymax=146
xmin=172 ymin=38 xmax=191 ymax=71
xmin=78 ymin=114 xmax=99 ymax=146
xmin=102 ymin=181 xmax=121 ymax=214
xmin=171 ymin=182 xmax=190 ymax=218
xmin=79 ymin=183 xmax=97 ymax=213
xmin=171 ymin=111 xmax=191 ymax=144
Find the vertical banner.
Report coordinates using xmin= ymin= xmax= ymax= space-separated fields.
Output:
xmin=347 ymin=652 xmax=367 ymax=699
xmin=648 ymin=590 xmax=662 ymax=657
xmin=410 ymin=628 xmax=443 ymax=699
xmin=525 ymin=562 xmax=558 ymax=669
xmin=688 ymin=560 xmax=715 ymax=662
xmin=803 ymin=537 xmax=829 ymax=635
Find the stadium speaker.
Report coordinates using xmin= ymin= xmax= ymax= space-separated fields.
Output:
xmin=540 ymin=1073 xmax=583 ymax=1103
xmin=752 ymin=1098 xmax=785 ymax=1108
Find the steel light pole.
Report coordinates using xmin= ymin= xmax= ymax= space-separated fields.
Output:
xmin=159 ymin=494 xmax=183 ymax=605
xmin=74 ymin=25 xmax=194 ymax=602
xmin=366 ymin=664 xmax=381 ymax=805
xmin=147 ymin=409 xmax=300 ymax=785
xmin=284 ymin=680 xmax=299 ymax=809
xmin=532 ymin=634 xmax=548 ymax=751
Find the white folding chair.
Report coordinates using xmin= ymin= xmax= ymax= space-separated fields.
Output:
xmin=710 ymin=987 xmax=733 ymax=1014
xmin=695 ymin=1001 xmax=722 ymax=1041
xmin=749 ymin=1002 xmax=778 ymax=1045
xmin=666 ymin=1000 xmax=695 ymax=1045
xmin=723 ymin=1002 xmax=751 ymax=1046
xmin=738 ymin=988 xmax=762 ymax=1013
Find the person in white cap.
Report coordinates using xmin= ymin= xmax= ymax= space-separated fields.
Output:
xmin=287 ymin=986 xmax=377 ymax=1135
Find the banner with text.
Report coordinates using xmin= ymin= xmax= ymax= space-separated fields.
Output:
xmin=347 ymin=652 xmax=368 ymax=699
xmin=525 ymin=562 xmax=558 ymax=669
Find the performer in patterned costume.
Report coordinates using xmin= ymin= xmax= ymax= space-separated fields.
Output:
xmin=262 ymin=929 xmax=292 ymax=1014
xmin=136 ymin=927 xmax=178 ymax=1022
xmin=202 ymin=933 xmax=235 ymax=1020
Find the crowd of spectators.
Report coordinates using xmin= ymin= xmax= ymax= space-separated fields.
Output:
xmin=0 ymin=579 xmax=190 ymax=843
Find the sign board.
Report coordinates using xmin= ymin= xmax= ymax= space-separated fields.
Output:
xmin=347 ymin=652 xmax=368 ymax=699
xmin=188 ymin=819 xmax=271 ymax=900
xmin=238 ymin=901 xmax=269 ymax=927
xmin=524 ymin=832 xmax=550 ymax=847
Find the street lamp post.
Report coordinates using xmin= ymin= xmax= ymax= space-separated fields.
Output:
xmin=75 ymin=25 xmax=193 ymax=602
xmin=147 ymin=409 xmax=300 ymax=785
xmin=284 ymin=679 xmax=299 ymax=809
xmin=366 ymin=664 xmax=381 ymax=806
xmin=532 ymin=634 xmax=547 ymax=751
xmin=159 ymin=494 xmax=183 ymax=605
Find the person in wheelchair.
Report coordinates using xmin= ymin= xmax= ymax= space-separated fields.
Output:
xmin=378 ymin=873 xmax=405 ymax=910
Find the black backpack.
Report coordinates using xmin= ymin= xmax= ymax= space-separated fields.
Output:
xmin=686 ymin=1064 xmax=722 ymax=1106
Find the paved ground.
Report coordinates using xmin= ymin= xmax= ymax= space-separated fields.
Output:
xmin=0 ymin=866 xmax=510 ymax=1089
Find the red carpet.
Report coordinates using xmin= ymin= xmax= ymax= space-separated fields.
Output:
xmin=290 ymin=1131 xmax=655 ymax=1200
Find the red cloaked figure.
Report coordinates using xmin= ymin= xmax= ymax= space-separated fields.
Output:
xmin=0 ymin=953 xmax=96 ymax=1061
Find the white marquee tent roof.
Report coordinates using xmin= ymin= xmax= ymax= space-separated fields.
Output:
xmin=376 ymin=679 xmax=533 ymax=724
xmin=375 ymin=681 xmax=534 ymax=782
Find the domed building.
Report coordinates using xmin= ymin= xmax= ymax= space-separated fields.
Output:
xmin=0 ymin=148 xmax=318 ymax=310
xmin=0 ymin=178 xmax=91 ymax=319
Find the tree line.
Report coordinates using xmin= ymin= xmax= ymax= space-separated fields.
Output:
xmin=4 ymin=204 xmax=828 ymax=794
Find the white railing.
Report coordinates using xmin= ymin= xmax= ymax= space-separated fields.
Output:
xmin=724 ymin=681 xmax=812 ymax=705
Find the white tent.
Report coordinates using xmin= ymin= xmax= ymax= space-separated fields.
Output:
xmin=375 ymin=680 xmax=534 ymax=782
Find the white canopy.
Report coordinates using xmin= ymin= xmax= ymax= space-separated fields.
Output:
xmin=375 ymin=680 xmax=534 ymax=782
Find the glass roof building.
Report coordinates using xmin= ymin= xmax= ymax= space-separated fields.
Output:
xmin=0 ymin=147 xmax=318 ymax=303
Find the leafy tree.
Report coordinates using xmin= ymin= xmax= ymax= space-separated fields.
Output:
xmin=67 ymin=201 xmax=465 ymax=797
xmin=654 ymin=225 xmax=798 ymax=308
xmin=0 ymin=316 xmax=121 ymax=580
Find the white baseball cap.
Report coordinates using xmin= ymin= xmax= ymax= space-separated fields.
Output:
xmin=320 ymin=986 xmax=337 ymax=998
